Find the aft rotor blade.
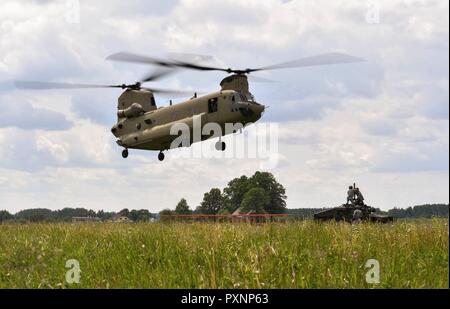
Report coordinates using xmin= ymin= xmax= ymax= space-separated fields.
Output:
xmin=14 ymin=80 xmax=194 ymax=97
xmin=142 ymin=87 xmax=194 ymax=98
xmin=250 ymin=52 xmax=365 ymax=72
xmin=14 ymin=80 xmax=122 ymax=90
xmin=139 ymin=68 xmax=177 ymax=83
xmin=247 ymin=75 xmax=279 ymax=83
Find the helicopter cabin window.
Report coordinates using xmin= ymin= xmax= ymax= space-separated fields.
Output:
xmin=230 ymin=95 xmax=238 ymax=112
xmin=145 ymin=119 xmax=153 ymax=125
xmin=208 ymin=97 xmax=218 ymax=113
xmin=150 ymin=97 xmax=156 ymax=106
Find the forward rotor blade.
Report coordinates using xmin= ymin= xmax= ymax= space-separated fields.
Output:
xmin=107 ymin=51 xmax=364 ymax=76
xmin=14 ymin=80 xmax=121 ymax=90
xmin=251 ymin=52 xmax=364 ymax=72
xmin=167 ymin=52 xmax=214 ymax=63
xmin=107 ymin=52 xmax=229 ymax=73
xmin=171 ymin=61 xmax=229 ymax=72
xmin=106 ymin=52 xmax=174 ymax=68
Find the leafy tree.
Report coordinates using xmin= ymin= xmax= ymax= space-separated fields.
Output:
xmin=175 ymin=198 xmax=192 ymax=214
xmin=54 ymin=208 xmax=95 ymax=221
xmin=240 ymin=188 xmax=269 ymax=214
xmin=96 ymin=210 xmax=116 ymax=221
xmin=0 ymin=210 xmax=13 ymax=223
xmin=159 ymin=209 xmax=174 ymax=222
xmin=129 ymin=209 xmax=151 ymax=221
xmin=198 ymin=188 xmax=225 ymax=214
xmin=218 ymin=208 xmax=231 ymax=215
xmin=118 ymin=208 xmax=130 ymax=217
xmin=222 ymin=172 xmax=287 ymax=214
xmin=140 ymin=209 xmax=152 ymax=221
xmin=248 ymin=171 xmax=286 ymax=214
xmin=159 ymin=209 xmax=174 ymax=216
xmin=129 ymin=210 xmax=138 ymax=221
xmin=14 ymin=208 xmax=55 ymax=222
xmin=405 ymin=207 xmax=413 ymax=218
xmin=223 ymin=175 xmax=251 ymax=213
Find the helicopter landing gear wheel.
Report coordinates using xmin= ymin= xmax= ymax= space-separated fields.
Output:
xmin=122 ymin=149 xmax=129 ymax=159
xmin=158 ymin=151 xmax=165 ymax=161
xmin=215 ymin=141 xmax=226 ymax=151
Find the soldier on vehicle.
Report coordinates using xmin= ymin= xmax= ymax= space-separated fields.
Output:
xmin=347 ymin=185 xmax=355 ymax=204
xmin=355 ymin=187 xmax=365 ymax=205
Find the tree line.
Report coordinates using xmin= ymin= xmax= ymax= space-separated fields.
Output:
xmin=160 ymin=171 xmax=287 ymax=216
xmin=2 ymin=203 xmax=446 ymax=224
xmin=0 ymin=208 xmax=156 ymax=223
xmin=386 ymin=204 xmax=448 ymax=218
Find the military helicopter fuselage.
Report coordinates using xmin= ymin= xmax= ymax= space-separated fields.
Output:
xmin=112 ymin=89 xmax=264 ymax=151
xmin=110 ymin=74 xmax=265 ymax=159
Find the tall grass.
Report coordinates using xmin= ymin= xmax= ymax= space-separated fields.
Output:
xmin=0 ymin=219 xmax=447 ymax=288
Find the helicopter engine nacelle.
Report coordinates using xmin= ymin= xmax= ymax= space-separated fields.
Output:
xmin=220 ymin=74 xmax=252 ymax=100
xmin=117 ymin=89 xmax=157 ymax=120
xmin=117 ymin=103 xmax=144 ymax=118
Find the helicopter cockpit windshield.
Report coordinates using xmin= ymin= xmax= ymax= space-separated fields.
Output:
xmin=233 ymin=92 xmax=256 ymax=103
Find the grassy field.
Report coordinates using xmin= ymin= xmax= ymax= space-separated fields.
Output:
xmin=0 ymin=219 xmax=448 ymax=288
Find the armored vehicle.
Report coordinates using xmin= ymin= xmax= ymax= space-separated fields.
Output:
xmin=313 ymin=184 xmax=394 ymax=223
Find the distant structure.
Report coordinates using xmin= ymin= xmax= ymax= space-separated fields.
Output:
xmin=71 ymin=216 xmax=101 ymax=223
xmin=110 ymin=215 xmax=132 ymax=223
xmin=231 ymin=207 xmax=254 ymax=216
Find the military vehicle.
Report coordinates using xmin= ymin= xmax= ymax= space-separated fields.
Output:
xmin=14 ymin=52 xmax=363 ymax=161
xmin=314 ymin=184 xmax=394 ymax=223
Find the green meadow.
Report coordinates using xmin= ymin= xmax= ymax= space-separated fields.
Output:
xmin=0 ymin=219 xmax=447 ymax=288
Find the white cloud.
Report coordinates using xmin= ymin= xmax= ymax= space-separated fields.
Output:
xmin=0 ymin=93 xmax=73 ymax=130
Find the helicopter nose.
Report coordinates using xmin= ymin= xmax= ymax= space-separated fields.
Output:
xmin=237 ymin=102 xmax=265 ymax=121
xmin=252 ymin=103 xmax=265 ymax=118
xmin=257 ymin=104 xmax=265 ymax=114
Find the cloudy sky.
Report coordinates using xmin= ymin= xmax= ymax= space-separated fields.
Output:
xmin=0 ymin=0 xmax=448 ymax=213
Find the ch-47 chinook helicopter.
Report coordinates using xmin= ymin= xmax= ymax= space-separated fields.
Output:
xmin=15 ymin=52 xmax=363 ymax=161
